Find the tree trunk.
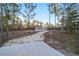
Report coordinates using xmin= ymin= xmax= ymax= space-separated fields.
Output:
xmin=55 ymin=14 xmax=56 ymax=31
xmin=5 ymin=19 xmax=9 ymax=40
xmin=49 ymin=4 xmax=51 ymax=41
xmin=0 ymin=3 xmax=4 ymax=42
xmin=12 ymin=4 xmax=15 ymax=31
xmin=57 ymin=15 xmax=59 ymax=31
xmin=12 ymin=14 xmax=15 ymax=31
xmin=28 ymin=4 xmax=31 ymax=30
xmin=5 ymin=9 xmax=9 ymax=40
xmin=49 ymin=6 xmax=50 ymax=30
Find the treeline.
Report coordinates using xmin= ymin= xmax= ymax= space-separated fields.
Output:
xmin=0 ymin=3 xmax=55 ymax=32
xmin=1 ymin=3 xmax=79 ymax=34
xmin=0 ymin=3 xmax=40 ymax=41
xmin=48 ymin=3 xmax=79 ymax=33
xmin=0 ymin=3 xmax=37 ymax=31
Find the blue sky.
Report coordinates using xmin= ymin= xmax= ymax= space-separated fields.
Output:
xmin=18 ymin=3 xmax=55 ymax=25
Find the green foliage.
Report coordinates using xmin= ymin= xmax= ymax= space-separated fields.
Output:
xmin=48 ymin=3 xmax=61 ymax=26
xmin=60 ymin=3 xmax=79 ymax=33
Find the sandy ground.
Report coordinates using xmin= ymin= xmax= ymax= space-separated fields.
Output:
xmin=0 ymin=31 xmax=64 ymax=56
xmin=0 ymin=41 xmax=64 ymax=56
xmin=3 ymin=31 xmax=46 ymax=46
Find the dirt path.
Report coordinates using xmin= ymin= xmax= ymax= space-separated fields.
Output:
xmin=3 ymin=31 xmax=47 ymax=46
xmin=0 ymin=41 xmax=64 ymax=56
xmin=0 ymin=31 xmax=64 ymax=56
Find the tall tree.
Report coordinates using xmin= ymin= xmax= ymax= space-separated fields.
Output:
xmin=10 ymin=3 xmax=20 ymax=31
xmin=24 ymin=3 xmax=37 ymax=30
xmin=0 ymin=3 xmax=4 ymax=41
xmin=60 ymin=3 xmax=79 ymax=33
xmin=2 ymin=4 xmax=10 ymax=39
xmin=50 ymin=3 xmax=61 ymax=26
xmin=48 ymin=3 xmax=51 ymax=30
